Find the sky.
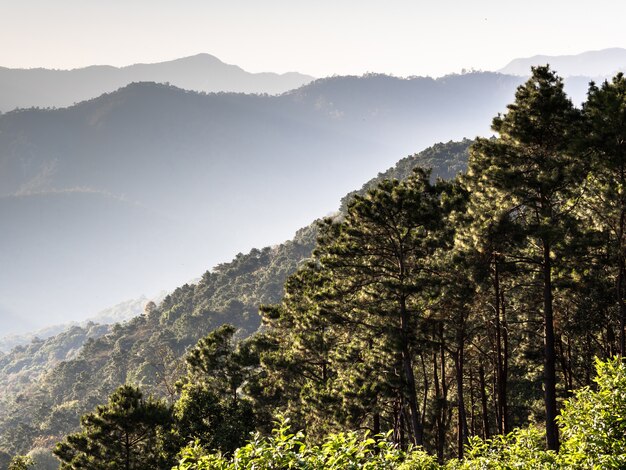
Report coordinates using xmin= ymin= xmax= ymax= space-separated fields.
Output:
xmin=2 ymin=0 xmax=625 ymax=77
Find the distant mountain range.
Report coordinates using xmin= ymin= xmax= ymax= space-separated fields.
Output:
xmin=1 ymin=48 xmax=623 ymax=336
xmin=0 ymin=293 xmax=168 ymax=353
xmin=499 ymin=47 xmax=626 ymax=77
xmin=0 ymin=53 xmax=314 ymax=112
xmin=0 ymin=73 xmax=531 ymax=335
xmin=4 ymin=48 xmax=626 ymax=114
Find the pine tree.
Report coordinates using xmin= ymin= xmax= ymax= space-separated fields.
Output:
xmin=173 ymin=324 xmax=257 ymax=454
xmin=54 ymin=385 xmax=174 ymax=469
xmin=262 ymin=169 xmax=447 ymax=447
xmin=583 ymin=73 xmax=626 ymax=355
xmin=466 ymin=65 xmax=583 ymax=450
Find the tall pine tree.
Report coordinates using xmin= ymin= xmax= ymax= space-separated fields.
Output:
xmin=466 ymin=65 xmax=583 ymax=450
xmin=583 ymin=73 xmax=626 ymax=355
xmin=262 ymin=169 xmax=447 ymax=447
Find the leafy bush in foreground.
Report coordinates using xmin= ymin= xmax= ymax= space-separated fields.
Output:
xmin=174 ymin=417 xmax=438 ymax=470
xmin=558 ymin=358 xmax=626 ymax=469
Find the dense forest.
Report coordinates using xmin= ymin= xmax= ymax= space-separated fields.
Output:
xmin=5 ymin=65 xmax=626 ymax=468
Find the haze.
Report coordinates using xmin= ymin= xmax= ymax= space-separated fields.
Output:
xmin=2 ymin=0 xmax=626 ymax=338
xmin=2 ymin=0 xmax=625 ymax=77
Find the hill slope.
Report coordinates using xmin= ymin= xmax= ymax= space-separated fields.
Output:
xmin=0 ymin=295 xmax=167 ymax=353
xmin=0 ymin=139 xmax=471 ymax=458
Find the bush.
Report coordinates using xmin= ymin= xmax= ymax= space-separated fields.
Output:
xmin=174 ymin=417 xmax=439 ymax=469
xmin=558 ymin=357 xmax=626 ymax=469
xmin=445 ymin=427 xmax=557 ymax=469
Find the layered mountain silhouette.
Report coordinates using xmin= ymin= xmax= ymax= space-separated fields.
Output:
xmin=0 ymin=69 xmax=604 ymax=335
xmin=499 ymin=47 xmax=626 ymax=77
xmin=0 ymin=53 xmax=314 ymax=112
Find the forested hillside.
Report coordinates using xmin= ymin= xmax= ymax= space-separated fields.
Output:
xmin=232 ymin=68 xmax=626 ymax=467
xmin=5 ymin=67 xmax=626 ymax=469
xmin=0 ymin=225 xmax=317 ymax=462
xmin=0 ymin=323 xmax=110 ymax=397
xmin=9 ymin=67 xmax=626 ymax=469
xmin=0 ymin=140 xmax=471 ymax=467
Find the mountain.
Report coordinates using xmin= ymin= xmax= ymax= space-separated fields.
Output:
xmin=0 ymin=53 xmax=314 ymax=112
xmin=0 ymin=74 xmax=525 ymax=335
xmin=0 ymin=139 xmax=471 ymax=459
xmin=498 ymin=47 xmax=626 ymax=77
xmin=1 ymin=72 xmax=602 ymax=336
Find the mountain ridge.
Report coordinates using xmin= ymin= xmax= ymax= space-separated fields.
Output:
xmin=499 ymin=47 xmax=626 ymax=77
xmin=0 ymin=53 xmax=314 ymax=112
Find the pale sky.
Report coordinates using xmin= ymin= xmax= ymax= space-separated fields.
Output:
xmin=2 ymin=0 xmax=625 ymax=77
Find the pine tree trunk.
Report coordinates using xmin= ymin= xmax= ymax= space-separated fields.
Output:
xmin=455 ymin=321 xmax=469 ymax=458
xmin=479 ymin=364 xmax=490 ymax=439
xmin=433 ymin=351 xmax=443 ymax=463
xmin=125 ymin=432 xmax=131 ymax=470
xmin=543 ymin=240 xmax=560 ymax=451
xmin=493 ymin=256 xmax=506 ymax=434
xmin=616 ymin=165 xmax=626 ymax=357
xmin=400 ymin=296 xmax=423 ymax=446
xmin=501 ymin=288 xmax=509 ymax=433
xmin=469 ymin=368 xmax=476 ymax=436
xmin=433 ymin=343 xmax=447 ymax=463
xmin=373 ymin=412 xmax=380 ymax=435
xmin=616 ymin=253 xmax=626 ymax=357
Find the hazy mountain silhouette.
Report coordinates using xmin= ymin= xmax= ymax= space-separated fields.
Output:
xmin=0 ymin=53 xmax=314 ymax=112
xmin=0 ymin=293 xmax=167 ymax=353
xmin=499 ymin=47 xmax=626 ymax=77
xmin=0 ymin=72 xmax=596 ymax=335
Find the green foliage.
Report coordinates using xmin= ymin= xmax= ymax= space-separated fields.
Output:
xmin=53 ymin=385 xmax=174 ymax=469
xmin=174 ymin=384 xmax=255 ymax=456
xmin=170 ymin=356 xmax=626 ymax=469
xmin=261 ymin=168 xmax=451 ymax=446
xmin=444 ymin=358 xmax=626 ymax=469
xmin=8 ymin=455 xmax=34 ymax=470
xmin=466 ymin=65 xmax=585 ymax=450
xmin=558 ymin=357 xmax=626 ymax=468
xmin=173 ymin=325 xmax=258 ymax=454
xmin=446 ymin=428 xmax=557 ymax=469
xmin=173 ymin=418 xmax=439 ymax=470
xmin=341 ymin=139 xmax=472 ymax=210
